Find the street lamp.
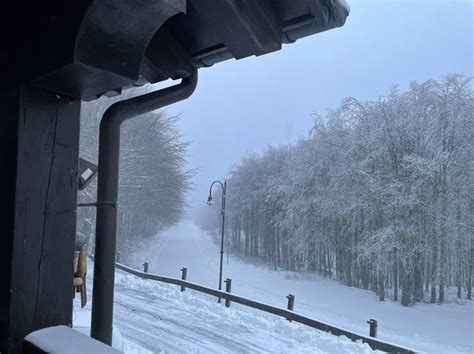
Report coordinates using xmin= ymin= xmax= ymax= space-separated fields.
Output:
xmin=207 ymin=180 xmax=226 ymax=303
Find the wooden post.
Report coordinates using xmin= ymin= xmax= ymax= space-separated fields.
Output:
xmin=0 ymin=87 xmax=80 ymax=353
xmin=367 ymin=318 xmax=378 ymax=338
xmin=180 ymin=267 xmax=187 ymax=292
xmin=286 ymin=294 xmax=295 ymax=311
xmin=143 ymin=262 xmax=149 ymax=273
xmin=286 ymin=294 xmax=295 ymax=321
xmin=224 ymin=278 xmax=232 ymax=308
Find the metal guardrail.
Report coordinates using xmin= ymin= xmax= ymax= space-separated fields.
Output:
xmin=114 ymin=262 xmax=416 ymax=353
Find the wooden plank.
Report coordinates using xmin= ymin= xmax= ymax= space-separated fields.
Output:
xmin=0 ymin=89 xmax=20 ymax=353
xmin=4 ymin=87 xmax=80 ymax=353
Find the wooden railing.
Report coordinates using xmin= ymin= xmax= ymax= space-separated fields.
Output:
xmin=114 ymin=262 xmax=416 ymax=353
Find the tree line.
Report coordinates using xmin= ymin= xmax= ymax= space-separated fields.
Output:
xmin=78 ymin=89 xmax=192 ymax=262
xmin=217 ymin=75 xmax=473 ymax=306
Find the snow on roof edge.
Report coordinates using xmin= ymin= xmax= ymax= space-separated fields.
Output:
xmin=337 ymin=0 xmax=351 ymax=13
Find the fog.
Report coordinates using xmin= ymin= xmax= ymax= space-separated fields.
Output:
xmin=165 ymin=0 xmax=472 ymax=206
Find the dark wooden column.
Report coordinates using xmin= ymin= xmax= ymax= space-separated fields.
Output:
xmin=0 ymin=86 xmax=80 ymax=354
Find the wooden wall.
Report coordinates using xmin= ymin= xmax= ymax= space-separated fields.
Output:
xmin=0 ymin=87 xmax=80 ymax=354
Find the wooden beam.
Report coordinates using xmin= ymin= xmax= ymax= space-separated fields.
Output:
xmin=0 ymin=90 xmax=19 ymax=354
xmin=0 ymin=87 xmax=80 ymax=354
xmin=143 ymin=28 xmax=194 ymax=84
xmin=192 ymin=0 xmax=282 ymax=59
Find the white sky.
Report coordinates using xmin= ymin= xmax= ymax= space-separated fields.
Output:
xmin=165 ymin=0 xmax=473 ymax=204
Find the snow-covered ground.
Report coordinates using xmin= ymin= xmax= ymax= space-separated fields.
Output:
xmin=76 ymin=231 xmax=375 ymax=353
xmin=129 ymin=220 xmax=473 ymax=353
xmin=77 ymin=263 xmax=375 ymax=353
xmin=113 ymin=272 xmax=373 ymax=353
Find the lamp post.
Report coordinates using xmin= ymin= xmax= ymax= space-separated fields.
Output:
xmin=207 ymin=180 xmax=226 ymax=303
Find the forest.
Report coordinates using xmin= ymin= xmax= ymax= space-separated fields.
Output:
xmin=216 ymin=75 xmax=473 ymax=306
xmin=77 ymin=91 xmax=192 ymax=260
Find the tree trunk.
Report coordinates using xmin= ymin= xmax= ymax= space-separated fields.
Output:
xmin=413 ymin=257 xmax=423 ymax=303
xmin=438 ymin=284 xmax=444 ymax=303
xmin=431 ymin=243 xmax=438 ymax=303
xmin=401 ymin=280 xmax=410 ymax=306
xmin=431 ymin=284 xmax=437 ymax=304
xmin=401 ymin=263 xmax=411 ymax=307
xmin=345 ymin=248 xmax=353 ymax=287
xmin=393 ymin=248 xmax=398 ymax=302
xmin=468 ymin=247 xmax=472 ymax=300
xmin=379 ymin=272 xmax=385 ymax=301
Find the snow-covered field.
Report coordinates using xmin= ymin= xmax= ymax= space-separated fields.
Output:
xmin=129 ymin=220 xmax=473 ymax=353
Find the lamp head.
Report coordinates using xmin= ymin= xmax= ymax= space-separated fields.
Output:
xmin=207 ymin=194 xmax=213 ymax=206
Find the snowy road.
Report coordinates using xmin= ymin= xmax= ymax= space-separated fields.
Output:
xmin=112 ymin=272 xmax=373 ymax=353
xmin=78 ymin=267 xmax=373 ymax=353
xmin=130 ymin=220 xmax=473 ymax=353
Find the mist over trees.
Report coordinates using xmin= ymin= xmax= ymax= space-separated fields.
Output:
xmin=77 ymin=91 xmax=192 ymax=261
xmin=211 ymin=75 xmax=473 ymax=306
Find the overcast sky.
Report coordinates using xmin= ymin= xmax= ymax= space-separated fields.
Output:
xmin=165 ymin=0 xmax=473 ymax=205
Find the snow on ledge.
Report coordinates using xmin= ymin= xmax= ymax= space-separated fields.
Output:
xmin=337 ymin=0 xmax=351 ymax=13
xmin=24 ymin=325 xmax=122 ymax=354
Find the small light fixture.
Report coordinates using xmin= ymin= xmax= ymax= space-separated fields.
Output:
xmin=78 ymin=157 xmax=98 ymax=190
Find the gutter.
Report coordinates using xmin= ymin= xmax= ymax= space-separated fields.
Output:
xmin=90 ymin=68 xmax=198 ymax=345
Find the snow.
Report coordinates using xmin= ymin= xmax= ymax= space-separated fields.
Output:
xmin=113 ymin=272 xmax=373 ymax=353
xmin=337 ymin=0 xmax=351 ymax=13
xmin=79 ymin=226 xmax=375 ymax=353
xmin=24 ymin=325 xmax=122 ymax=354
xmin=130 ymin=220 xmax=473 ymax=353
xmin=72 ymin=308 xmax=124 ymax=351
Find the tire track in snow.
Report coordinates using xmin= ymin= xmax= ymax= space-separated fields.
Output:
xmin=112 ymin=273 xmax=374 ymax=353
xmin=115 ymin=284 xmax=271 ymax=353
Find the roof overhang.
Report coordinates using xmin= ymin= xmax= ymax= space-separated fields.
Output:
xmin=1 ymin=0 xmax=349 ymax=100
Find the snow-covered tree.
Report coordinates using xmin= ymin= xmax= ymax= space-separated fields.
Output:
xmin=77 ymin=90 xmax=193 ymax=262
xmin=217 ymin=75 xmax=473 ymax=305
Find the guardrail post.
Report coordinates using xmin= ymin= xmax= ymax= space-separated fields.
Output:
xmin=116 ymin=251 xmax=121 ymax=263
xmin=143 ymin=262 xmax=149 ymax=273
xmin=224 ymin=278 xmax=232 ymax=308
xmin=286 ymin=294 xmax=295 ymax=321
xmin=287 ymin=294 xmax=295 ymax=311
xmin=180 ymin=267 xmax=187 ymax=292
xmin=367 ymin=318 xmax=377 ymax=338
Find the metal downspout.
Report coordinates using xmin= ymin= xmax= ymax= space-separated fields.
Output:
xmin=90 ymin=68 xmax=198 ymax=345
